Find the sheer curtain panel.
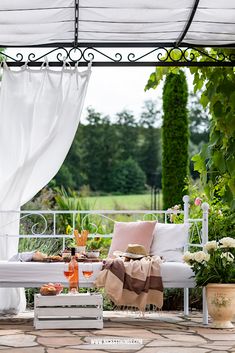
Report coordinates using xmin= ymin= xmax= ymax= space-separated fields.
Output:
xmin=0 ymin=63 xmax=91 ymax=313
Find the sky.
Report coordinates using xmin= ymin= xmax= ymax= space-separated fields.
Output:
xmin=5 ymin=47 xmax=162 ymax=122
xmin=81 ymin=67 xmax=162 ymax=122
xmin=5 ymin=48 xmax=193 ymax=123
xmin=81 ymin=66 xmax=194 ymax=123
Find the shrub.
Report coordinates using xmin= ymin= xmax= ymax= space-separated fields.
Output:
xmin=185 ymin=179 xmax=235 ymax=242
xmin=111 ymin=158 xmax=146 ymax=194
xmin=162 ymin=71 xmax=189 ymax=209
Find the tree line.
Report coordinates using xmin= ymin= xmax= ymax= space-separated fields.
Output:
xmin=53 ymin=97 xmax=209 ymax=195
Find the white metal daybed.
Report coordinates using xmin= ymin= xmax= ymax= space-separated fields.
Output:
xmin=0 ymin=196 xmax=209 ymax=323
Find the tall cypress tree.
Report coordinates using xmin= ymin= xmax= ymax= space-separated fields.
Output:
xmin=162 ymin=71 xmax=189 ymax=209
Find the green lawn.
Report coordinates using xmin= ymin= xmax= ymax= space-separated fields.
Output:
xmin=84 ymin=193 xmax=162 ymax=210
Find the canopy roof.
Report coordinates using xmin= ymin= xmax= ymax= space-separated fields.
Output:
xmin=1 ymin=0 xmax=235 ymax=48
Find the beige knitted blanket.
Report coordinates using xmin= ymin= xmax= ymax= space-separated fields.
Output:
xmin=94 ymin=256 xmax=163 ymax=311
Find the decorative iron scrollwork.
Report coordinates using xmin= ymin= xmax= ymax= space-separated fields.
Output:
xmin=20 ymin=213 xmax=48 ymax=236
xmin=1 ymin=46 xmax=234 ymax=67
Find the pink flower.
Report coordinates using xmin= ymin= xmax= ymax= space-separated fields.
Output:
xmin=194 ymin=197 xmax=202 ymax=206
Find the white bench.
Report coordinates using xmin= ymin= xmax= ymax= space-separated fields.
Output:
xmin=0 ymin=195 xmax=209 ymax=324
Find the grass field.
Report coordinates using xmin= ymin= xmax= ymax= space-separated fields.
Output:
xmin=84 ymin=193 xmax=162 ymax=210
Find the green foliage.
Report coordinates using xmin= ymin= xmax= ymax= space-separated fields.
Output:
xmin=173 ymin=178 xmax=235 ymax=242
xmin=145 ymin=48 xmax=235 ymax=208
xmin=53 ymin=105 xmax=161 ymax=194
xmin=138 ymin=100 xmax=161 ymax=187
xmin=162 ymin=70 xmax=189 ymax=208
xmin=18 ymin=237 xmax=62 ymax=256
xmin=163 ymin=288 xmax=202 ymax=310
xmin=19 ymin=187 xmax=93 ymax=255
xmin=20 ymin=188 xmax=61 ymax=255
xmin=193 ymin=180 xmax=235 ymax=242
xmin=86 ymin=238 xmax=102 ymax=250
xmin=53 ymin=101 xmax=205 ymax=194
xmin=83 ymin=193 xmax=156 ymax=210
xmin=188 ymin=93 xmax=210 ymax=146
xmin=138 ymin=127 xmax=161 ymax=187
xmin=86 ymin=237 xmax=111 ymax=258
xmin=54 ymin=186 xmax=90 ymax=211
xmin=22 ymin=187 xmax=55 ymax=210
xmin=189 ymin=49 xmax=235 ymax=208
xmin=208 ymin=206 xmax=235 ymax=241
xmin=82 ymin=108 xmax=119 ymax=192
xmin=111 ymin=158 xmax=146 ymax=194
xmin=55 ymin=127 xmax=88 ymax=190
xmin=54 ymin=187 xmax=92 ymax=234
xmin=115 ymin=110 xmax=137 ymax=160
xmin=55 ymin=165 xmax=76 ymax=189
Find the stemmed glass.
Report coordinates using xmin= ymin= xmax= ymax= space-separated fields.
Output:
xmin=82 ymin=261 xmax=93 ymax=294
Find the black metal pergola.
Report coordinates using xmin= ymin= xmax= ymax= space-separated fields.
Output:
xmin=1 ymin=0 xmax=235 ymax=67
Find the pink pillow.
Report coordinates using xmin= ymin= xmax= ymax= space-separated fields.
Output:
xmin=108 ymin=221 xmax=157 ymax=258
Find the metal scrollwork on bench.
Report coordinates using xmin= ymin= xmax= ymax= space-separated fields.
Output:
xmin=20 ymin=213 xmax=48 ymax=236
xmin=0 ymin=211 xmax=48 ymax=237
xmin=0 ymin=209 xmax=203 ymax=242
xmin=1 ymin=46 xmax=234 ymax=67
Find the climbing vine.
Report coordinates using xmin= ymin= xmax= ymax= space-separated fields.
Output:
xmin=145 ymin=48 xmax=235 ymax=208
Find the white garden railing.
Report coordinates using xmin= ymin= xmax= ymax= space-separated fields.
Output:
xmin=0 ymin=196 xmax=209 ymax=249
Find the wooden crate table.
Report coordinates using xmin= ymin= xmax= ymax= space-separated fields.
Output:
xmin=34 ymin=293 xmax=103 ymax=329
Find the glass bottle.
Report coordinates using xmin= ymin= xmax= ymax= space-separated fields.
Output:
xmin=68 ymin=247 xmax=78 ymax=293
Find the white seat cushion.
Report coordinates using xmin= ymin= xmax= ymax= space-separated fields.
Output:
xmin=0 ymin=260 xmax=195 ymax=288
xmin=0 ymin=261 xmax=103 ymax=287
xmin=161 ymin=261 xmax=195 ymax=287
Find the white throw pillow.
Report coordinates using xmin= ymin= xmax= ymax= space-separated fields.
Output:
xmin=150 ymin=223 xmax=191 ymax=262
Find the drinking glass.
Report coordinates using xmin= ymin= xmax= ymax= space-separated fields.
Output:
xmin=82 ymin=261 xmax=93 ymax=294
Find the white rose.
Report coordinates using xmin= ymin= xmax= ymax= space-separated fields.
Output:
xmin=183 ymin=251 xmax=194 ymax=264
xmin=204 ymin=241 xmax=218 ymax=252
xmin=221 ymin=252 xmax=234 ymax=262
xmin=219 ymin=237 xmax=235 ymax=248
xmin=194 ymin=251 xmax=208 ymax=263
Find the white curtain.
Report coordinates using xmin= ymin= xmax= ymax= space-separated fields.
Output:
xmin=0 ymin=63 xmax=91 ymax=313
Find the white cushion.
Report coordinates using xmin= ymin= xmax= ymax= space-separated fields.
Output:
xmin=0 ymin=261 xmax=195 ymax=288
xmin=0 ymin=262 xmax=103 ymax=287
xmin=150 ymin=223 xmax=191 ymax=262
xmin=160 ymin=262 xmax=195 ymax=286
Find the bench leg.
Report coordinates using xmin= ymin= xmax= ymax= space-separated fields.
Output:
xmin=183 ymin=288 xmax=189 ymax=316
xmin=202 ymin=287 xmax=208 ymax=325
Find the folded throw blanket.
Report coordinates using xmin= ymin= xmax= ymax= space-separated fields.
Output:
xmin=94 ymin=256 xmax=163 ymax=311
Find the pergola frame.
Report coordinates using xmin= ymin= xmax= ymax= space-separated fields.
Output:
xmin=2 ymin=44 xmax=234 ymax=67
xmin=1 ymin=0 xmax=235 ymax=67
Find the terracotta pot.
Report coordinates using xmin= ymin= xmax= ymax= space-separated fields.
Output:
xmin=206 ymin=283 xmax=235 ymax=328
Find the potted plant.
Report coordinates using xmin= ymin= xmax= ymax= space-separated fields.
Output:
xmin=183 ymin=237 xmax=235 ymax=328
xmin=86 ymin=238 xmax=101 ymax=258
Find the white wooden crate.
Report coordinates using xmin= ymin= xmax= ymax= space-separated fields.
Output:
xmin=34 ymin=293 xmax=103 ymax=329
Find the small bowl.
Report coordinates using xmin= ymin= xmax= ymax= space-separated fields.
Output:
xmin=76 ymin=246 xmax=86 ymax=253
xmin=86 ymin=250 xmax=100 ymax=258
